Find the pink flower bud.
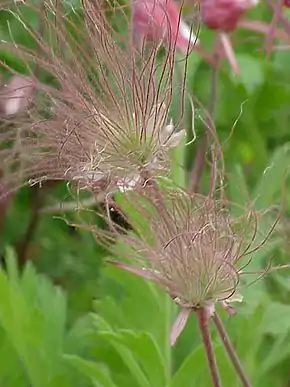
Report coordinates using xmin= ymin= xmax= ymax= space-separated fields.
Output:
xmin=0 ymin=75 xmax=35 ymax=116
xmin=132 ymin=0 xmax=197 ymax=52
xmin=201 ymin=0 xmax=258 ymax=31
xmin=285 ymin=0 xmax=290 ymax=7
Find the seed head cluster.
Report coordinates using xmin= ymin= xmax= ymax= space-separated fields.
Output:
xmin=0 ymin=0 xmax=185 ymax=192
xmin=0 ymin=0 xmax=279 ymax=348
xmin=105 ymin=188 xmax=254 ymax=310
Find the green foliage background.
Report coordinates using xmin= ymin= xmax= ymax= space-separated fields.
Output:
xmin=1 ymin=1 xmax=290 ymax=386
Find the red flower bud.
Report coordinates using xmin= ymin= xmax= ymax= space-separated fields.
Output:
xmin=201 ymin=0 xmax=258 ymax=31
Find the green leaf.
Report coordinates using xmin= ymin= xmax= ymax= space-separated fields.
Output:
xmin=252 ymin=143 xmax=290 ymax=209
xmin=64 ymin=354 xmax=117 ymax=387
xmin=102 ymin=330 xmax=167 ymax=387
xmin=97 ymin=330 xmax=151 ymax=387
xmin=0 ymin=249 xmax=68 ymax=387
xmin=97 ymin=263 xmax=174 ymax=368
xmin=0 ymin=326 xmax=27 ymax=387
xmin=259 ymin=332 xmax=290 ymax=375
xmin=170 ymin=344 xmax=234 ymax=387
xmin=231 ymin=55 xmax=265 ymax=95
xmin=170 ymin=138 xmax=187 ymax=189
xmin=261 ymin=302 xmax=290 ymax=336
xmin=170 ymin=345 xmax=205 ymax=387
xmin=227 ymin=164 xmax=249 ymax=211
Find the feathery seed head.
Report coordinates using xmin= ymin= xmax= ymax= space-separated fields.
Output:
xmin=1 ymin=0 xmax=186 ymax=192
xmin=104 ymin=187 xmax=256 ymax=310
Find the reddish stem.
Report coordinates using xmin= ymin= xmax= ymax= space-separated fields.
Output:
xmin=212 ymin=312 xmax=252 ymax=387
xmin=265 ymin=0 xmax=285 ymax=57
xmin=16 ymin=187 xmax=44 ymax=267
xmin=267 ymin=0 xmax=290 ymax=36
xmin=197 ymin=308 xmax=222 ymax=387
xmin=238 ymin=20 xmax=290 ymax=43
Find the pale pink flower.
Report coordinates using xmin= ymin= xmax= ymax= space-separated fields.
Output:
xmin=132 ymin=0 xmax=197 ymax=52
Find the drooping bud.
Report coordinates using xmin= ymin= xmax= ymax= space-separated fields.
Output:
xmin=132 ymin=0 xmax=198 ymax=52
xmin=201 ymin=0 xmax=259 ymax=31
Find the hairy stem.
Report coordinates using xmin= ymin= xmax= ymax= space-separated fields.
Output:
xmin=212 ymin=312 xmax=252 ymax=387
xmin=197 ymin=308 xmax=222 ymax=387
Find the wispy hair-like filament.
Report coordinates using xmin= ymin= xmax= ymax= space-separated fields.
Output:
xmin=0 ymin=0 xmax=187 ymax=193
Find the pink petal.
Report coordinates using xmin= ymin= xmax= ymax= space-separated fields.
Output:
xmin=132 ymin=0 xmax=197 ymax=53
xmin=170 ymin=307 xmax=192 ymax=346
xmin=219 ymin=32 xmax=240 ymax=75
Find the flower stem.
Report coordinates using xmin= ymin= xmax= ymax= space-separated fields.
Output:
xmin=164 ymin=295 xmax=173 ymax=382
xmin=212 ymin=312 xmax=252 ymax=387
xmin=197 ymin=308 xmax=222 ymax=387
xmin=265 ymin=0 xmax=285 ymax=57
